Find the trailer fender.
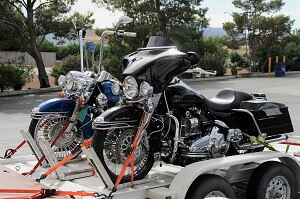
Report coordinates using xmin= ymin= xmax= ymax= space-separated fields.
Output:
xmin=169 ymin=151 xmax=300 ymax=199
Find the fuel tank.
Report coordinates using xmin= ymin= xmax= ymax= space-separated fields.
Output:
xmin=165 ymin=79 xmax=205 ymax=109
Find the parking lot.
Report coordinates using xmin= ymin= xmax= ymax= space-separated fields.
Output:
xmin=0 ymin=74 xmax=299 ymax=157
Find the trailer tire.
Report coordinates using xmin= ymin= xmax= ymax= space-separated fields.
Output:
xmin=186 ymin=174 xmax=236 ymax=199
xmin=247 ymin=161 xmax=297 ymax=199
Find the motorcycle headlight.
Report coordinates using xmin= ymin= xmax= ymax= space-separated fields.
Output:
xmin=58 ymin=75 xmax=66 ymax=86
xmin=96 ymin=93 xmax=108 ymax=105
xmin=140 ymin=82 xmax=153 ymax=96
xmin=65 ymin=73 xmax=75 ymax=91
xmin=112 ymin=81 xmax=120 ymax=95
xmin=77 ymin=78 xmax=87 ymax=91
xmin=123 ymin=76 xmax=138 ymax=100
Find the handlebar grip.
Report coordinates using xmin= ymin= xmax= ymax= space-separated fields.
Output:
xmin=124 ymin=32 xmax=137 ymax=37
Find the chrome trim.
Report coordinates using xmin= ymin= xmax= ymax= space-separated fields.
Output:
xmin=167 ymin=113 xmax=180 ymax=164
xmin=93 ymin=121 xmax=137 ymax=129
xmin=93 ymin=124 xmax=134 ymax=130
xmin=235 ymin=134 xmax=287 ymax=150
xmin=138 ymin=46 xmax=177 ymax=51
xmin=30 ymin=112 xmax=69 ymax=119
xmin=232 ymin=109 xmax=262 ymax=135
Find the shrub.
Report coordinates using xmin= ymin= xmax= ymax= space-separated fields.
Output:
xmin=200 ymin=53 xmax=226 ymax=76
xmin=230 ymin=65 xmax=238 ymax=75
xmin=230 ymin=52 xmax=242 ymax=64
xmin=51 ymin=54 xmax=93 ymax=85
xmin=56 ymin=43 xmax=80 ymax=60
xmin=0 ymin=62 xmax=34 ymax=92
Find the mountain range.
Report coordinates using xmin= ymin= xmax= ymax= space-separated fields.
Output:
xmin=203 ymin=27 xmax=227 ymax=37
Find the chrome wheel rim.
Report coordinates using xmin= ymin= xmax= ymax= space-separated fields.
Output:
xmin=35 ymin=115 xmax=84 ymax=160
xmin=103 ymin=128 xmax=149 ymax=177
xmin=205 ymin=191 xmax=227 ymax=198
xmin=265 ymin=176 xmax=291 ymax=199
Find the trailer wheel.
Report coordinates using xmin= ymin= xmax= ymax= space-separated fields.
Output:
xmin=186 ymin=174 xmax=236 ymax=199
xmin=247 ymin=161 xmax=297 ymax=199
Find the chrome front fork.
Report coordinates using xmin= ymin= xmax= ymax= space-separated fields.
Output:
xmin=135 ymin=94 xmax=161 ymax=147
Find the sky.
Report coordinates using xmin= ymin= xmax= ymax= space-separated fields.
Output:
xmin=71 ymin=0 xmax=300 ymax=29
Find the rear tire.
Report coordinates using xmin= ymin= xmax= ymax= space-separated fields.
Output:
xmin=186 ymin=174 xmax=236 ymax=199
xmin=92 ymin=128 xmax=154 ymax=184
xmin=247 ymin=161 xmax=297 ymax=199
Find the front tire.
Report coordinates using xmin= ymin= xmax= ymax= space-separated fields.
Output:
xmin=247 ymin=161 xmax=297 ymax=199
xmin=92 ymin=127 xmax=154 ymax=184
xmin=29 ymin=115 xmax=84 ymax=160
xmin=186 ymin=174 xmax=236 ymax=199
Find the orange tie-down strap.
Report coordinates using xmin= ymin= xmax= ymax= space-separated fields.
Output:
xmin=112 ymin=112 xmax=151 ymax=192
xmin=22 ymin=122 xmax=72 ymax=176
xmin=36 ymin=138 xmax=93 ymax=182
xmin=0 ymin=188 xmax=107 ymax=199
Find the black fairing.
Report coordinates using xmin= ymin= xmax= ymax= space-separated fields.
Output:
xmin=166 ymin=80 xmax=205 ymax=109
xmin=99 ymin=105 xmax=142 ymax=123
xmin=122 ymin=36 xmax=191 ymax=93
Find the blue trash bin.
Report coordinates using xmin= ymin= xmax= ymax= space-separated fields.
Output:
xmin=275 ymin=62 xmax=286 ymax=77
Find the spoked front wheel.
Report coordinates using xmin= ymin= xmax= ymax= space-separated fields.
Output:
xmin=29 ymin=114 xmax=84 ymax=160
xmin=92 ymin=127 xmax=154 ymax=184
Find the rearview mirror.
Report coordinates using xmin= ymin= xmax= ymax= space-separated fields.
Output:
xmin=118 ymin=16 xmax=133 ymax=24
xmin=187 ymin=52 xmax=200 ymax=65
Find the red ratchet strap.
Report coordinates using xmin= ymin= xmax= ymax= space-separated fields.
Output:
xmin=2 ymin=140 xmax=26 ymax=159
xmin=112 ymin=113 xmax=150 ymax=192
xmin=36 ymin=138 xmax=93 ymax=182
xmin=22 ymin=122 xmax=71 ymax=176
xmin=279 ymin=141 xmax=300 ymax=147
xmin=0 ymin=188 xmax=96 ymax=199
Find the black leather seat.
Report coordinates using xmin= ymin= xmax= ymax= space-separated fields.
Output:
xmin=204 ymin=88 xmax=253 ymax=111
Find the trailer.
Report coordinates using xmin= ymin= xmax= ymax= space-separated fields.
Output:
xmin=1 ymin=132 xmax=300 ymax=199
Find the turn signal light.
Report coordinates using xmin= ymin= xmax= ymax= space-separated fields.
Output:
xmin=78 ymin=96 xmax=83 ymax=106
xmin=59 ymin=92 xmax=64 ymax=98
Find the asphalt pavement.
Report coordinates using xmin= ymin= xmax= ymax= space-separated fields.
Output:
xmin=0 ymin=74 xmax=299 ymax=157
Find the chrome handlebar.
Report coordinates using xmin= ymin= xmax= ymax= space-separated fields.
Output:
xmin=98 ymin=30 xmax=136 ymax=74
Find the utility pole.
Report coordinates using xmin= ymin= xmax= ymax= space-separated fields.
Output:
xmin=244 ymin=12 xmax=248 ymax=64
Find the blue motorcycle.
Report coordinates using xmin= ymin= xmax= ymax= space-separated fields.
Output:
xmin=29 ymin=16 xmax=136 ymax=160
xmin=29 ymin=70 xmax=120 ymax=159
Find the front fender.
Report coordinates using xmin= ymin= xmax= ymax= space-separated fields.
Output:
xmin=93 ymin=105 xmax=143 ymax=128
xmin=37 ymin=98 xmax=76 ymax=114
xmin=33 ymin=98 xmax=92 ymax=139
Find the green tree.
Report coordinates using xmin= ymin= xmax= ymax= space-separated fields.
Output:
xmin=0 ymin=1 xmax=94 ymax=88
xmin=269 ymin=30 xmax=300 ymax=71
xmin=224 ymin=0 xmax=293 ymax=71
xmin=223 ymin=21 xmax=242 ymax=51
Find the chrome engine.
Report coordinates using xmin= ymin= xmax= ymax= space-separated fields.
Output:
xmin=183 ymin=126 xmax=230 ymax=158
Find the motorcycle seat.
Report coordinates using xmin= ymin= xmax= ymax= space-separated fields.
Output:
xmin=204 ymin=88 xmax=253 ymax=111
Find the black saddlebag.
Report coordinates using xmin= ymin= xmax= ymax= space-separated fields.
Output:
xmin=240 ymin=100 xmax=294 ymax=136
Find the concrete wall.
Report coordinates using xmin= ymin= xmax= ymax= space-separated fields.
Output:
xmin=0 ymin=51 xmax=56 ymax=66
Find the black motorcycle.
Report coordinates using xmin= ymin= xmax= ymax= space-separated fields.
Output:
xmin=91 ymin=36 xmax=294 ymax=183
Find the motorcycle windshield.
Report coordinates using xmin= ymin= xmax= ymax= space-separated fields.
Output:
xmin=122 ymin=36 xmax=191 ymax=93
xmin=141 ymin=36 xmax=175 ymax=48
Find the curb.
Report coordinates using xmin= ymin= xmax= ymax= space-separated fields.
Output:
xmin=0 ymin=87 xmax=61 ymax=98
